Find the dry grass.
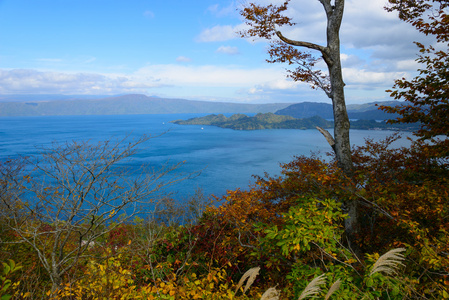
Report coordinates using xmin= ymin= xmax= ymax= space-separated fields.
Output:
xmin=298 ymin=274 xmax=327 ymax=299
xmin=235 ymin=248 xmax=406 ymax=299
xmin=324 ymin=279 xmax=341 ymax=300
xmin=235 ymin=266 xmax=261 ymax=294
xmin=260 ymin=287 xmax=280 ymax=300
xmin=370 ymin=248 xmax=406 ymax=276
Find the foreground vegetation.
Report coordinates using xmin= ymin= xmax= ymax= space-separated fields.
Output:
xmin=0 ymin=131 xmax=448 ymax=299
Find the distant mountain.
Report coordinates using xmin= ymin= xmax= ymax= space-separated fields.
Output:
xmin=0 ymin=94 xmax=406 ymax=120
xmin=275 ymin=102 xmax=334 ymax=119
xmin=275 ymin=101 xmax=402 ymax=120
xmin=0 ymin=94 xmax=291 ymax=116
xmin=171 ymin=113 xmax=333 ymax=130
xmin=0 ymin=94 xmax=110 ymax=102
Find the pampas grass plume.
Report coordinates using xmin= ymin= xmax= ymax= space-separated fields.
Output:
xmin=324 ymin=279 xmax=341 ymax=300
xmin=260 ymin=287 xmax=280 ymax=300
xmin=370 ymin=248 xmax=406 ymax=276
xmin=236 ymin=266 xmax=260 ymax=294
xmin=298 ymin=274 xmax=327 ymax=299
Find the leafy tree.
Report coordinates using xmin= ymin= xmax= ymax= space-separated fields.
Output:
xmin=0 ymin=136 xmax=186 ymax=293
xmin=380 ymin=0 xmax=449 ymax=157
xmin=239 ymin=0 xmax=362 ymax=251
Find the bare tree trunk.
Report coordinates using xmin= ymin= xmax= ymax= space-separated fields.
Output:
xmin=322 ymin=0 xmax=352 ymax=174
xmin=324 ymin=0 xmax=360 ymax=251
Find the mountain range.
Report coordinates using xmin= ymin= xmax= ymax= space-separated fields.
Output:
xmin=0 ymin=94 xmax=401 ymax=120
xmin=0 ymin=94 xmax=290 ymax=116
xmin=275 ymin=101 xmax=401 ymax=120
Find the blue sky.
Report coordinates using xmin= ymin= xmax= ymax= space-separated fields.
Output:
xmin=0 ymin=0 xmax=432 ymax=104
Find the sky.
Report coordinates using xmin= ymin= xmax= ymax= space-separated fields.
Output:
xmin=0 ymin=0 xmax=434 ymax=104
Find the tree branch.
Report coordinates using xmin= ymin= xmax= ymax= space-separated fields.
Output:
xmin=316 ymin=126 xmax=336 ymax=153
xmin=275 ymin=30 xmax=333 ymax=66
xmin=318 ymin=0 xmax=333 ymax=15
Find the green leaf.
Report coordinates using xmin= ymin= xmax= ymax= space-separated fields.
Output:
xmin=1 ymin=281 xmax=11 ymax=292
xmin=8 ymin=260 xmax=15 ymax=270
xmin=2 ymin=264 xmax=10 ymax=276
xmin=366 ymin=277 xmax=374 ymax=288
xmin=392 ymin=285 xmax=400 ymax=296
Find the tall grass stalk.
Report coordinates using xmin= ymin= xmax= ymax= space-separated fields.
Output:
xmin=260 ymin=287 xmax=280 ymax=300
xmin=235 ymin=266 xmax=260 ymax=294
xmin=298 ymin=274 xmax=327 ymax=299
xmin=370 ymin=248 xmax=406 ymax=276
xmin=324 ymin=279 xmax=341 ymax=300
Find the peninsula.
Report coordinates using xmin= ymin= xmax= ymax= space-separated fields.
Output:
xmin=171 ymin=113 xmax=331 ymax=130
xmin=171 ymin=113 xmax=419 ymax=131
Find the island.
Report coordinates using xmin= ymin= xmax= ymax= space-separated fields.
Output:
xmin=171 ymin=113 xmax=420 ymax=131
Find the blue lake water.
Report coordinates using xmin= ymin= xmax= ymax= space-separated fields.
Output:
xmin=0 ymin=114 xmax=413 ymax=200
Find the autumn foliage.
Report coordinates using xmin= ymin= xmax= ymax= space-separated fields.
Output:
xmin=381 ymin=0 xmax=449 ymax=157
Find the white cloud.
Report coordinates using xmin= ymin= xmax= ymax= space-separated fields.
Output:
xmin=216 ymin=46 xmax=240 ymax=55
xmin=0 ymin=60 xmax=409 ymax=103
xmin=134 ymin=64 xmax=287 ymax=88
xmin=263 ymin=79 xmax=300 ymax=90
xmin=395 ymin=59 xmax=419 ymax=71
xmin=176 ymin=56 xmax=192 ymax=63
xmin=143 ymin=10 xmax=155 ymax=18
xmin=343 ymin=68 xmax=407 ymax=90
xmin=0 ymin=65 xmax=304 ymax=101
xmin=240 ymin=79 xmax=324 ymax=103
xmin=196 ymin=25 xmax=238 ymax=42
xmin=0 ymin=69 xmax=162 ymax=95
xmin=36 ymin=58 xmax=64 ymax=63
xmin=207 ymin=4 xmax=219 ymax=13
xmin=83 ymin=57 xmax=97 ymax=64
xmin=340 ymin=54 xmax=365 ymax=68
xmin=196 ymin=24 xmax=249 ymax=42
xmin=207 ymin=2 xmax=237 ymax=17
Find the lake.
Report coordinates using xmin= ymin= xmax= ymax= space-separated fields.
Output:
xmin=0 ymin=114 xmax=413 ymax=199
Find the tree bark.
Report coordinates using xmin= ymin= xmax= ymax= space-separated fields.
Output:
xmin=324 ymin=0 xmax=361 ymax=252
xmin=278 ymin=0 xmax=360 ymax=249
xmin=323 ymin=0 xmax=360 ymax=250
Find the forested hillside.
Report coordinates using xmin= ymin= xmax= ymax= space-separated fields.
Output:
xmin=171 ymin=113 xmax=419 ymax=131
xmin=171 ymin=113 xmax=333 ymax=130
